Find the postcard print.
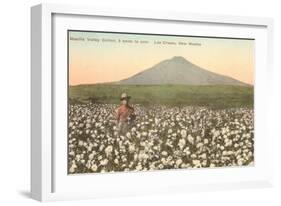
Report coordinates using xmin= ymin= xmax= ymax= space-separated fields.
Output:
xmin=68 ymin=31 xmax=254 ymax=174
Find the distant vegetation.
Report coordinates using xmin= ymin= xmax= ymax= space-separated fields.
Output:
xmin=69 ymin=84 xmax=253 ymax=109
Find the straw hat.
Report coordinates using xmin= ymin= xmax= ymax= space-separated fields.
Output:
xmin=120 ymin=92 xmax=131 ymax=100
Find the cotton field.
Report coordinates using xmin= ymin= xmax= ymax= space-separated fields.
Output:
xmin=68 ymin=103 xmax=254 ymax=174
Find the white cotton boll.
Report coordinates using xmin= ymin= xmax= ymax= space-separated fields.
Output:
xmin=227 ymin=151 xmax=234 ymax=155
xmin=78 ymin=140 xmax=83 ymax=146
xmin=237 ymin=158 xmax=244 ymax=166
xmin=69 ymin=166 xmax=76 ymax=173
xmin=192 ymin=160 xmax=201 ymax=166
xmin=161 ymin=151 xmax=168 ymax=156
xmin=183 ymin=147 xmax=191 ymax=155
xmin=210 ymin=163 xmax=216 ymax=168
xmin=196 ymin=142 xmax=204 ymax=148
xmin=202 ymin=160 xmax=207 ymax=166
xmin=225 ymin=139 xmax=233 ymax=147
xmin=133 ymin=154 xmax=138 ymax=161
xmin=75 ymin=154 xmax=81 ymax=161
xmin=164 ymin=155 xmax=171 ymax=161
xmin=203 ymin=138 xmax=209 ymax=144
xmin=86 ymin=161 xmax=91 ymax=169
xmin=138 ymin=151 xmax=149 ymax=161
xmin=176 ymin=159 xmax=183 ymax=166
xmin=114 ymin=158 xmax=119 ymax=164
xmin=191 ymin=154 xmax=197 ymax=159
xmin=180 ymin=129 xmax=187 ymax=138
xmin=149 ymin=164 xmax=156 ymax=170
xmin=121 ymin=156 xmax=127 ymax=162
xmin=155 ymin=118 xmax=160 ymax=125
xmin=126 ymin=132 xmax=131 ymax=138
xmin=196 ymin=136 xmax=201 ymax=143
xmin=142 ymin=131 xmax=147 ymax=137
xmin=200 ymin=153 xmax=207 ymax=159
xmin=178 ymin=138 xmax=186 ymax=149
xmin=69 ymin=151 xmax=75 ymax=156
xmin=100 ymin=159 xmax=108 ymax=166
xmin=88 ymin=153 xmax=94 ymax=160
xmin=128 ymin=144 xmax=135 ymax=153
xmin=158 ymin=164 xmax=164 ymax=169
xmin=91 ymin=164 xmax=98 ymax=171
xmin=104 ymin=145 xmax=113 ymax=156
xmin=87 ymin=146 xmax=93 ymax=152
xmin=136 ymin=164 xmax=142 ymax=171
xmin=69 ymin=162 xmax=77 ymax=173
xmin=136 ymin=133 xmax=141 ymax=138
xmin=98 ymin=155 xmax=103 ymax=161
xmin=187 ymin=135 xmax=194 ymax=145
xmin=222 ymin=151 xmax=228 ymax=156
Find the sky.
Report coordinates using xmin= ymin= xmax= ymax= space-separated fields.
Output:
xmin=68 ymin=31 xmax=254 ymax=85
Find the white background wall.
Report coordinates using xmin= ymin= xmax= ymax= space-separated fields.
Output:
xmin=0 ymin=0 xmax=280 ymax=205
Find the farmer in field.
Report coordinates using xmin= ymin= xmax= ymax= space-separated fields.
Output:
xmin=116 ymin=93 xmax=136 ymax=135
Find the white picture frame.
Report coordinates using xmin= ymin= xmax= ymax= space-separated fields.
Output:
xmin=31 ymin=3 xmax=274 ymax=202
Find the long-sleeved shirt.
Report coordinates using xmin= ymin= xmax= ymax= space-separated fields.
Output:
xmin=116 ymin=105 xmax=134 ymax=123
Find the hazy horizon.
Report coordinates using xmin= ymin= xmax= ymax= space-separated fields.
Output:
xmin=69 ymin=31 xmax=254 ymax=86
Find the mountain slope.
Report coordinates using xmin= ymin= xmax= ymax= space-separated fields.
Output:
xmin=118 ymin=56 xmax=248 ymax=86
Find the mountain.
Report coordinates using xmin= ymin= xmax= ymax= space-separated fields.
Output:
xmin=118 ymin=56 xmax=248 ymax=86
